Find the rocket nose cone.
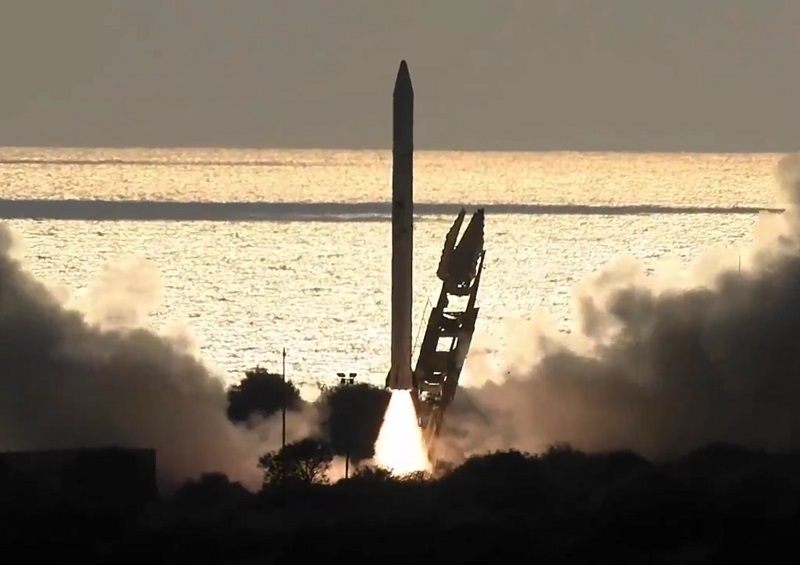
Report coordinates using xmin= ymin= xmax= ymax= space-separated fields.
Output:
xmin=394 ymin=60 xmax=412 ymax=92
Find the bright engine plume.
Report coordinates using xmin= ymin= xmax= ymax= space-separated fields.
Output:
xmin=373 ymin=390 xmax=430 ymax=475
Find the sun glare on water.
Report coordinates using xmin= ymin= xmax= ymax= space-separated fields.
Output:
xmin=373 ymin=390 xmax=431 ymax=475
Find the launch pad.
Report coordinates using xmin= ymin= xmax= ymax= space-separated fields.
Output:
xmin=383 ymin=60 xmax=486 ymax=459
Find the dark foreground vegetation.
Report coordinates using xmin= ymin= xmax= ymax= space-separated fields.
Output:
xmin=5 ymin=442 xmax=800 ymax=563
xmin=3 ymin=369 xmax=800 ymax=563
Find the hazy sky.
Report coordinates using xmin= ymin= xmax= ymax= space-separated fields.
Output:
xmin=2 ymin=1 xmax=798 ymax=151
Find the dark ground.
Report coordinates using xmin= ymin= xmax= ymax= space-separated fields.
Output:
xmin=3 ymin=442 xmax=800 ymax=564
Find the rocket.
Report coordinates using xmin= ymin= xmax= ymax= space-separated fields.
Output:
xmin=385 ymin=60 xmax=414 ymax=391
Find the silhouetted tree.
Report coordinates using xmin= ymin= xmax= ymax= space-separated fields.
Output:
xmin=395 ymin=470 xmax=430 ymax=483
xmin=350 ymin=465 xmax=396 ymax=482
xmin=174 ymin=472 xmax=249 ymax=511
xmin=227 ymin=366 xmax=302 ymax=424
xmin=317 ymin=382 xmax=389 ymax=461
xmin=447 ymin=449 xmax=537 ymax=485
xmin=589 ymin=450 xmax=651 ymax=486
xmin=440 ymin=450 xmax=550 ymax=512
xmin=259 ymin=438 xmax=333 ymax=487
xmin=538 ymin=442 xmax=593 ymax=495
xmin=671 ymin=442 xmax=764 ymax=485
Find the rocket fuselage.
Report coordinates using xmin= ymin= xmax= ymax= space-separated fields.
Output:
xmin=387 ymin=60 xmax=414 ymax=391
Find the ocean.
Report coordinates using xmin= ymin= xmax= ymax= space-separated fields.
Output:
xmin=0 ymin=148 xmax=784 ymax=395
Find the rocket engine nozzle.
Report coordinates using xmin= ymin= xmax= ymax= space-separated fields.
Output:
xmin=385 ymin=368 xmax=414 ymax=391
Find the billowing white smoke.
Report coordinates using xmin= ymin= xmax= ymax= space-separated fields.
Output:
xmin=0 ymin=226 xmax=317 ymax=492
xmin=441 ymin=152 xmax=800 ymax=463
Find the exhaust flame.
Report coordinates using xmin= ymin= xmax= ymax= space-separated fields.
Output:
xmin=374 ymin=390 xmax=430 ymax=475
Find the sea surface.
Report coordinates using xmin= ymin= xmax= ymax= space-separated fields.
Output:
xmin=0 ymin=148 xmax=786 ymax=394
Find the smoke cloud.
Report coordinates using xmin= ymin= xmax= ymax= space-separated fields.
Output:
xmin=442 ymin=152 xmax=800 ymax=463
xmin=0 ymin=227 xmax=312 ymax=492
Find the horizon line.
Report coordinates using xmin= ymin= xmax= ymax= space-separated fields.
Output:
xmin=0 ymin=145 xmax=793 ymax=157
